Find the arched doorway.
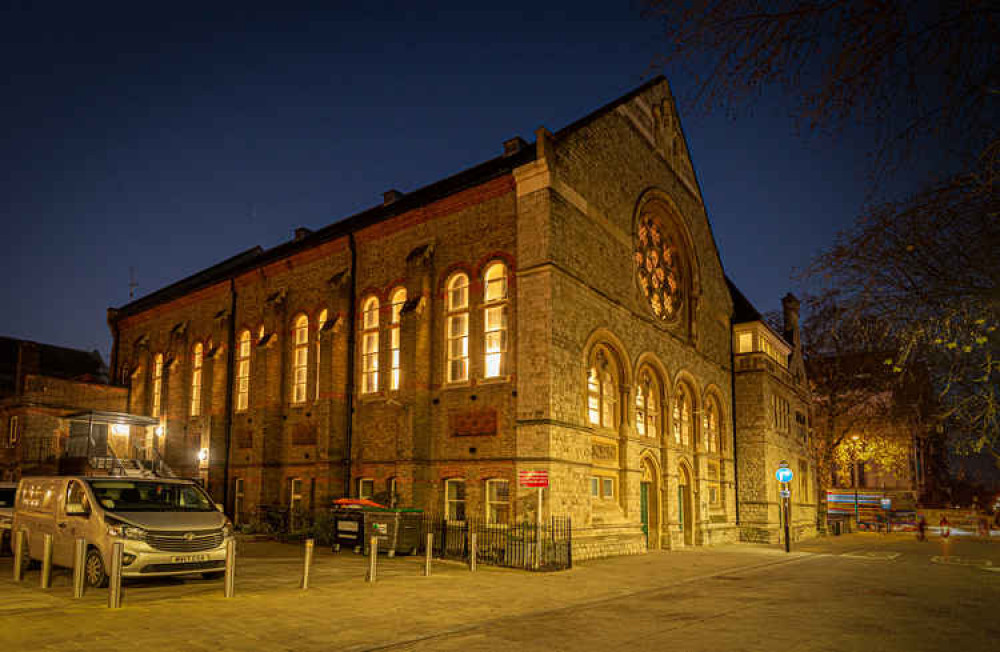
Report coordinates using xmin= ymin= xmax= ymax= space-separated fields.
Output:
xmin=678 ymin=463 xmax=694 ymax=546
xmin=640 ymin=456 xmax=660 ymax=549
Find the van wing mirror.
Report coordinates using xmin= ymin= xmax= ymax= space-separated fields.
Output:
xmin=66 ymin=502 xmax=90 ymax=517
xmin=215 ymin=503 xmax=225 ymax=512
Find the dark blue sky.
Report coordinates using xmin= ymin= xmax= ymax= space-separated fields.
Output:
xmin=1 ymin=1 xmax=876 ymax=360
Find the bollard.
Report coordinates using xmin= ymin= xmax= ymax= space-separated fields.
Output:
xmin=108 ymin=542 xmax=123 ymax=609
xmin=366 ymin=536 xmax=378 ymax=583
xmin=469 ymin=532 xmax=477 ymax=572
xmin=223 ymin=537 xmax=236 ymax=598
xmin=12 ymin=530 xmax=25 ymax=582
xmin=72 ymin=539 xmax=87 ymax=598
xmin=301 ymin=538 xmax=314 ymax=590
xmin=423 ymin=532 xmax=433 ymax=577
xmin=40 ymin=533 xmax=53 ymax=589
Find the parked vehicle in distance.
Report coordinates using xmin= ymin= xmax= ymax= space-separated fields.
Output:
xmin=0 ymin=482 xmax=16 ymax=553
xmin=12 ymin=476 xmax=232 ymax=587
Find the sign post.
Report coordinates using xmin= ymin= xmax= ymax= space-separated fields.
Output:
xmin=776 ymin=462 xmax=794 ymax=553
xmin=519 ymin=470 xmax=549 ymax=570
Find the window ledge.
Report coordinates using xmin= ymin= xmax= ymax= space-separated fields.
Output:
xmin=478 ymin=375 xmax=512 ymax=386
xmin=441 ymin=380 xmax=472 ymax=390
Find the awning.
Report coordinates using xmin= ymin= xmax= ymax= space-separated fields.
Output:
xmin=63 ymin=411 xmax=159 ymax=427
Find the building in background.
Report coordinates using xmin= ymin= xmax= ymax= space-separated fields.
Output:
xmin=107 ymin=78 xmax=741 ymax=559
xmin=0 ymin=337 xmax=132 ymax=480
xmin=729 ymin=285 xmax=818 ymax=543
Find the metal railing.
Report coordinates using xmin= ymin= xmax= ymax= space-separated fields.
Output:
xmin=416 ymin=515 xmax=572 ymax=572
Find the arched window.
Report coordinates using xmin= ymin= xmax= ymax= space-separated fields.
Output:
xmin=587 ymin=347 xmax=618 ymax=429
xmin=236 ymin=330 xmax=251 ymax=412
xmin=704 ymin=397 xmax=721 ymax=454
xmin=673 ymin=385 xmax=692 ymax=446
xmin=292 ymin=315 xmax=309 ymax=403
xmin=635 ymin=369 xmax=659 ymax=438
xmin=389 ymin=288 xmax=406 ymax=391
xmin=190 ymin=343 xmax=203 ymax=416
xmin=483 ymin=262 xmax=508 ymax=378
xmin=446 ymin=273 xmax=469 ymax=383
xmin=361 ymin=296 xmax=379 ymax=394
xmin=151 ymin=353 xmax=163 ymax=418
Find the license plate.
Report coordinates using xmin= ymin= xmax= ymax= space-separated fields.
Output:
xmin=171 ymin=554 xmax=210 ymax=563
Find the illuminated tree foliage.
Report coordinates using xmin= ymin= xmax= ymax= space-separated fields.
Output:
xmin=808 ymin=149 xmax=999 ymax=463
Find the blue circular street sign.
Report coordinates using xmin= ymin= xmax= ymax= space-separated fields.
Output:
xmin=775 ymin=467 xmax=794 ymax=483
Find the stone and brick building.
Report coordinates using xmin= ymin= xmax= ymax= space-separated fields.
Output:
xmin=0 ymin=337 xmax=129 ymax=480
xmin=730 ymin=286 xmax=818 ymax=543
xmin=107 ymin=78 xmax=746 ymax=558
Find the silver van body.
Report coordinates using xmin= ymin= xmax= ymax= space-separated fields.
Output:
xmin=12 ymin=476 xmax=232 ymax=582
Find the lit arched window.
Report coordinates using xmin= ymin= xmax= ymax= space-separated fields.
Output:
xmin=190 ymin=343 xmax=203 ymax=416
xmin=292 ymin=315 xmax=309 ymax=403
xmin=446 ymin=273 xmax=469 ymax=382
xmin=587 ymin=347 xmax=618 ymax=429
xmin=483 ymin=262 xmax=508 ymax=378
xmin=361 ymin=296 xmax=379 ymax=393
xmin=704 ymin=397 xmax=721 ymax=454
xmin=635 ymin=370 xmax=659 ymax=438
xmin=236 ymin=330 xmax=251 ymax=412
xmin=389 ymin=288 xmax=406 ymax=390
xmin=316 ymin=309 xmax=328 ymax=400
xmin=673 ymin=385 xmax=692 ymax=446
xmin=151 ymin=353 xmax=164 ymax=417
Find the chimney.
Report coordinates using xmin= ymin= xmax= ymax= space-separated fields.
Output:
xmin=782 ymin=293 xmax=801 ymax=349
xmin=294 ymin=227 xmax=312 ymax=242
xmin=503 ymin=136 xmax=527 ymax=156
xmin=535 ymin=127 xmax=553 ymax=162
xmin=383 ymin=189 xmax=404 ymax=206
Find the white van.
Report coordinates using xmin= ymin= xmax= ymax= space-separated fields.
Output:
xmin=12 ymin=476 xmax=233 ymax=587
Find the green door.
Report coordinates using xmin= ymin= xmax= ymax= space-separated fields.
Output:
xmin=678 ymin=485 xmax=684 ymax=530
xmin=640 ymin=482 xmax=650 ymax=544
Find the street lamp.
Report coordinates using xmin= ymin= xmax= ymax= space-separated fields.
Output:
xmin=851 ymin=435 xmax=861 ymax=526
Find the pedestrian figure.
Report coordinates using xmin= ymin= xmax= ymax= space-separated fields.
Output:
xmin=939 ymin=515 xmax=951 ymax=539
xmin=978 ymin=511 xmax=990 ymax=538
xmin=916 ymin=515 xmax=927 ymax=541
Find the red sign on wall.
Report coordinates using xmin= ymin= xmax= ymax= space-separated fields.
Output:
xmin=519 ymin=470 xmax=549 ymax=488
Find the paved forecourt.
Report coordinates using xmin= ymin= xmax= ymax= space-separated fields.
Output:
xmin=0 ymin=534 xmax=997 ymax=652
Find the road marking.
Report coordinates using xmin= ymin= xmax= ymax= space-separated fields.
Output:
xmin=930 ymin=556 xmax=992 ymax=567
xmin=841 ymin=551 xmax=901 ymax=560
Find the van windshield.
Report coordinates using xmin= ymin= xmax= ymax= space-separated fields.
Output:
xmin=86 ymin=480 xmax=215 ymax=512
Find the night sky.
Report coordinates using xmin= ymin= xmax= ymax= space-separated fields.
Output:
xmin=1 ymin=1 xmax=879 ymax=361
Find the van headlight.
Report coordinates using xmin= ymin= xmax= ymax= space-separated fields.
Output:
xmin=106 ymin=522 xmax=147 ymax=541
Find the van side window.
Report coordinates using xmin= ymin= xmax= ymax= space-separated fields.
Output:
xmin=66 ymin=481 xmax=88 ymax=513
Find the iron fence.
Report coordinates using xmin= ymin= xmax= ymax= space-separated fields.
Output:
xmin=416 ymin=515 xmax=572 ymax=572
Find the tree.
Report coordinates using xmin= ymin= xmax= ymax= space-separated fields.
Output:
xmin=808 ymin=147 xmax=999 ymax=463
xmin=645 ymin=0 xmax=999 ymax=463
xmin=644 ymin=0 xmax=998 ymax=175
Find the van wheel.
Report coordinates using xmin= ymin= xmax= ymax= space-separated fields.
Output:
xmin=201 ymin=571 xmax=226 ymax=580
xmin=85 ymin=549 xmax=109 ymax=588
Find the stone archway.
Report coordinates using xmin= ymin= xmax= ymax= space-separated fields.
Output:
xmin=640 ymin=455 xmax=661 ymax=550
xmin=678 ymin=462 xmax=695 ymax=546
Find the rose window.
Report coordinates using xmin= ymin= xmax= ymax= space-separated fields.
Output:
xmin=634 ymin=213 xmax=682 ymax=321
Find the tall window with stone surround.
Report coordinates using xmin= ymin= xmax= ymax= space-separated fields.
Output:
xmin=673 ymin=385 xmax=692 ymax=446
xmin=151 ymin=353 xmax=164 ymax=418
xmin=445 ymin=478 xmax=466 ymax=521
xmin=292 ymin=314 xmax=309 ymax=404
xmin=485 ymin=478 xmax=510 ymax=523
xmin=483 ymin=262 xmax=508 ymax=378
xmin=361 ymin=296 xmax=380 ymax=394
xmin=316 ymin=309 xmax=328 ymax=400
xmin=190 ymin=342 xmax=203 ymax=416
xmin=704 ymin=397 xmax=721 ymax=453
xmin=635 ymin=369 xmax=660 ymax=438
xmin=236 ymin=330 xmax=251 ymax=412
xmin=389 ymin=288 xmax=406 ymax=391
xmin=587 ymin=347 xmax=619 ymax=429
xmin=446 ymin=272 xmax=469 ymax=383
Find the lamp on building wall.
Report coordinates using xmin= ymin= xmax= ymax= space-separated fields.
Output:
xmin=155 ymin=425 xmax=164 ymax=437
xmin=198 ymin=448 xmax=209 ymax=464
